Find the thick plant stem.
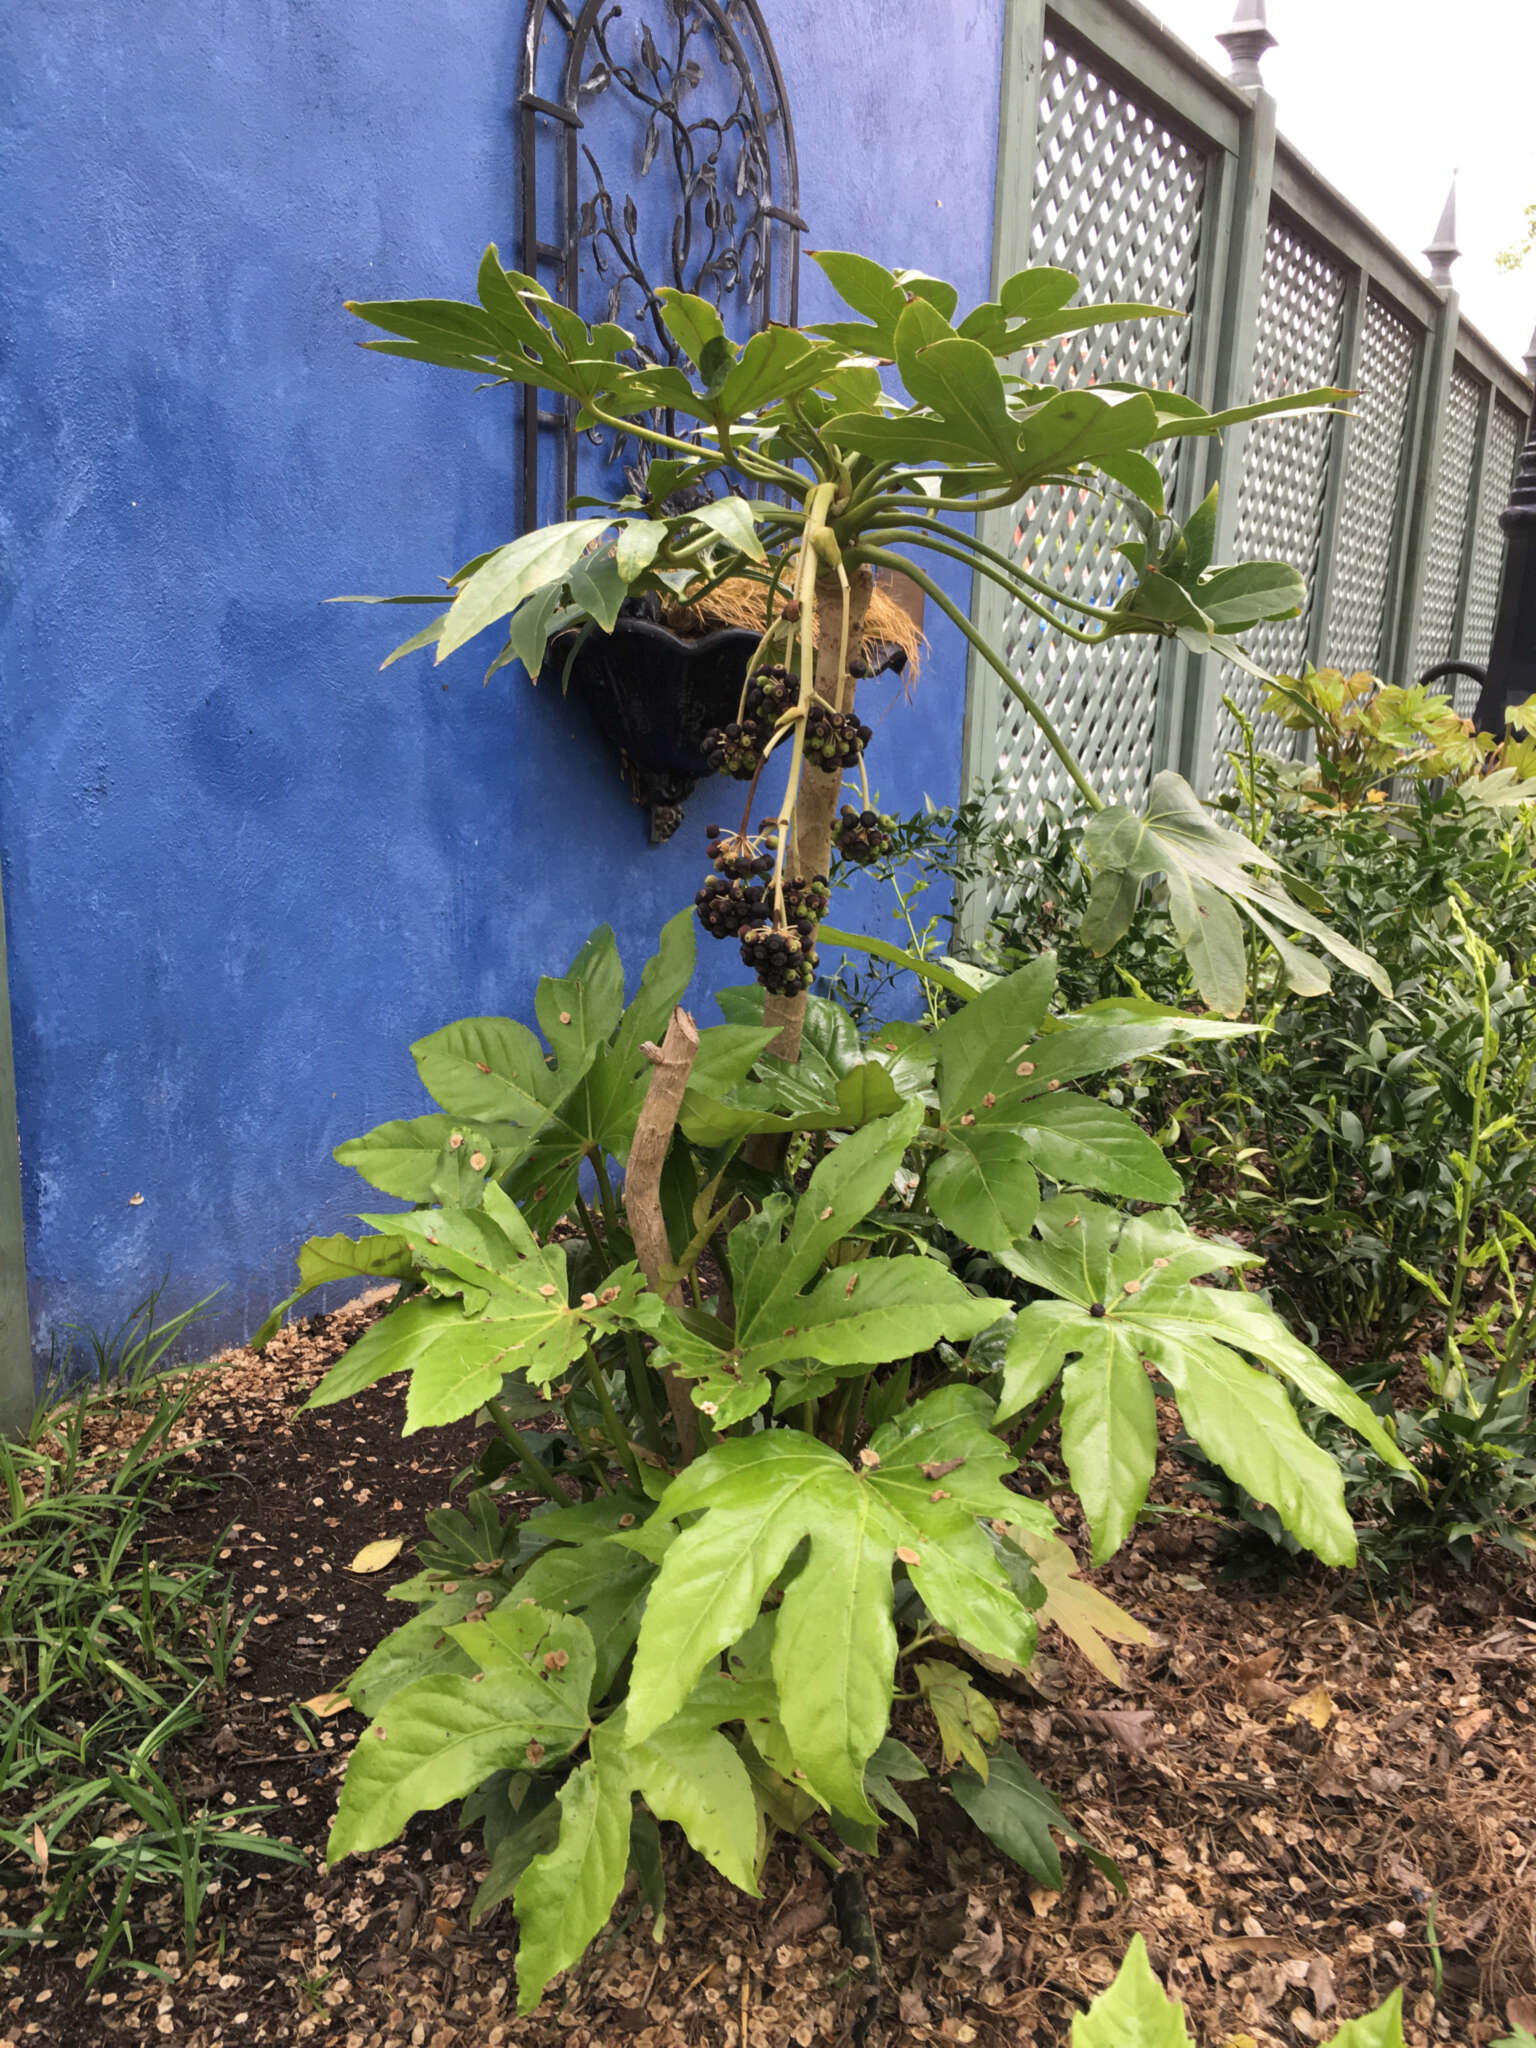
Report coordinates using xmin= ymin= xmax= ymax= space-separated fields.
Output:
xmin=762 ymin=562 xmax=876 ymax=1060
xmin=624 ymin=1006 xmax=702 ymax=1461
xmin=485 ymin=1400 xmax=568 ymax=1503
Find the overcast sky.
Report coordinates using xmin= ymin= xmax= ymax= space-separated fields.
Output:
xmin=1140 ymin=0 xmax=1536 ymax=370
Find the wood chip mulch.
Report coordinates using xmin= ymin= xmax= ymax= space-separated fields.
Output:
xmin=2 ymin=1303 xmax=1533 ymax=2048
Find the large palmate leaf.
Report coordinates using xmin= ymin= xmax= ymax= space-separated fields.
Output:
xmin=996 ymin=1198 xmax=1413 ymax=1564
xmin=332 ymin=1112 xmax=532 ymax=1203
xmin=252 ymin=1230 xmax=417 ymax=1350
xmin=304 ymin=1183 xmax=649 ymax=1430
xmin=329 ymin=914 xmax=697 ymax=1232
xmin=681 ymin=987 xmax=911 ymax=1142
xmin=1080 ymin=770 xmax=1391 ymax=1015
xmin=329 ymin=1600 xmax=595 ymax=1859
xmin=621 ymin=1386 xmax=1041 ymax=1824
xmin=511 ymin=1720 xmax=633 ymax=2013
xmin=512 ymin=1662 xmax=776 ymax=2013
xmin=921 ymin=957 xmax=1193 ymax=1249
xmin=1071 ymin=1940 xmax=1406 ymax=2048
xmin=642 ymin=1106 xmax=1009 ymax=1423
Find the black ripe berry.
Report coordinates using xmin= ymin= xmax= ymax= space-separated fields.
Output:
xmin=831 ymin=805 xmax=897 ymax=866
xmin=742 ymin=666 xmax=797 ymax=730
xmin=1088 ymin=1302 xmax=1107 ymax=1319
xmin=782 ymin=873 xmax=830 ymax=925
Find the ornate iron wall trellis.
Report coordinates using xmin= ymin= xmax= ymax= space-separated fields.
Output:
xmin=518 ymin=0 xmax=804 ymax=524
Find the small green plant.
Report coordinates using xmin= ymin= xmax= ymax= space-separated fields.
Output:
xmin=0 ymin=1303 xmax=305 ymax=1982
xmin=1073 ymin=1936 xmax=1406 ymax=2046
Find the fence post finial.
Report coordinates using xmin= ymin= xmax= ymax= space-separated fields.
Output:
xmin=1424 ymin=177 xmax=1461 ymax=288
xmin=1216 ymin=1 xmax=1276 ymax=90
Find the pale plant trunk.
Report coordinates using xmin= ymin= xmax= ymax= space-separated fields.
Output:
xmin=761 ymin=563 xmax=876 ymax=1061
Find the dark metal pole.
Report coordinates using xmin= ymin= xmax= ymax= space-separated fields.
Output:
xmin=1471 ymin=326 xmax=1536 ymax=734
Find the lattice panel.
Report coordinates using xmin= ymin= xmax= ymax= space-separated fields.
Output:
xmin=1460 ymin=395 xmax=1525 ymax=670
xmin=1324 ymin=291 xmax=1419 ymax=675
xmin=1215 ymin=217 xmax=1347 ymax=772
xmin=1415 ymin=364 xmax=1482 ymax=669
xmin=978 ymin=35 xmax=1207 ymax=852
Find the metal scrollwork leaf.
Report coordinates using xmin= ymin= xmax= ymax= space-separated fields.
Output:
xmin=521 ymin=0 xmax=801 ymax=536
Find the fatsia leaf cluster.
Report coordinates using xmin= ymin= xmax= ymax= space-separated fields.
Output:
xmin=1080 ymin=770 xmax=1394 ymax=1014
xmin=622 ymin=1386 xmax=1045 ymax=1824
xmin=641 ymin=1103 xmax=1012 ymax=1424
xmin=997 ymin=1196 xmax=1415 ymax=1564
xmin=341 ymin=245 xmax=1344 ymax=693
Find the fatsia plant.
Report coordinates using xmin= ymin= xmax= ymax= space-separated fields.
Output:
xmin=264 ymin=923 xmax=1411 ymax=2011
xmin=342 ymin=245 xmax=1370 ymax=1026
xmin=273 ymin=243 xmax=1412 ymax=2013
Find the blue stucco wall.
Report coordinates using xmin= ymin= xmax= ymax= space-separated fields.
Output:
xmin=0 ymin=0 xmax=1006 ymax=1363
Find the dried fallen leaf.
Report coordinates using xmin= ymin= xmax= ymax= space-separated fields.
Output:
xmin=1231 ymin=1647 xmax=1289 ymax=1707
xmin=1453 ymin=1705 xmax=1492 ymax=1745
xmin=300 ymin=1690 xmax=353 ymax=1719
xmin=1074 ymin=1707 xmax=1162 ymax=1758
xmin=1305 ymin=1955 xmax=1336 ymax=2017
xmin=31 ymin=1823 xmax=48 ymax=1876
xmin=1007 ymin=1527 xmax=1151 ymax=1684
xmin=348 ymin=1536 xmax=404 ymax=1574
xmin=1287 ymin=1683 xmax=1335 ymax=1731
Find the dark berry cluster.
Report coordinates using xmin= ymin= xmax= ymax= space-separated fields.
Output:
xmin=804 ymin=705 xmax=872 ymax=772
xmin=742 ymin=666 xmax=796 ymax=728
xmin=695 ymin=872 xmax=768 ymax=939
xmin=702 ymin=718 xmax=764 ymax=780
xmin=702 ymin=669 xmax=798 ymax=781
xmin=832 ymin=805 xmax=897 ymax=866
xmin=705 ymin=822 xmax=775 ymax=880
xmin=739 ymin=920 xmax=818 ymax=996
xmin=782 ymin=873 xmax=830 ymax=925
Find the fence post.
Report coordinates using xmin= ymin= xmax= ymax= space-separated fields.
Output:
xmin=958 ymin=0 xmax=1045 ymax=941
xmin=1389 ymin=186 xmax=1463 ymax=684
xmin=0 ymin=871 xmax=30 ymax=1436
xmin=1471 ymin=324 xmax=1536 ymax=734
xmin=1178 ymin=8 xmax=1277 ymax=791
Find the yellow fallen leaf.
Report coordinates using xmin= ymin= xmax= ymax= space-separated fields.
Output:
xmin=348 ymin=1536 xmax=404 ymax=1574
xmin=1287 ymin=1681 xmax=1334 ymax=1730
xmin=299 ymin=1690 xmax=354 ymax=1719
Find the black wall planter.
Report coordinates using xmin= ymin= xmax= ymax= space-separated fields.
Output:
xmin=556 ymin=618 xmax=761 ymax=841
xmin=558 ymin=619 xmax=907 ymax=841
